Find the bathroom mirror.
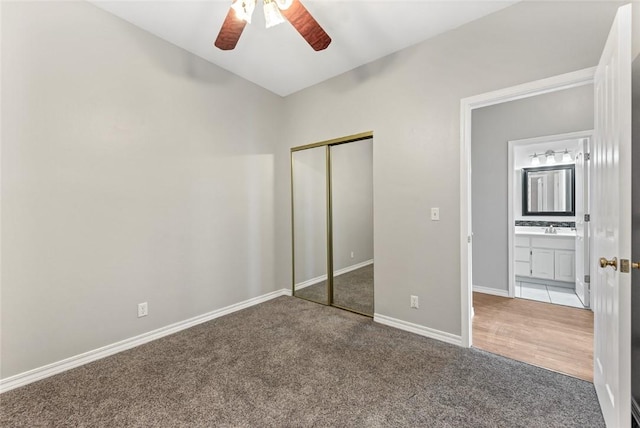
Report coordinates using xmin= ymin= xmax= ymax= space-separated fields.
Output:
xmin=292 ymin=146 xmax=329 ymax=305
xmin=522 ymin=165 xmax=575 ymax=216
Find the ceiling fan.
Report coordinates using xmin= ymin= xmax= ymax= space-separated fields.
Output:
xmin=214 ymin=0 xmax=331 ymax=51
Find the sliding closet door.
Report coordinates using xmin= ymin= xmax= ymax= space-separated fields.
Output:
xmin=330 ymin=139 xmax=374 ymax=315
xmin=292 ymin=147 xmax=329 ymax=305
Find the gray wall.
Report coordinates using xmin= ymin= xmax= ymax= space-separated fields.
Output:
xmin=1 ymin=1 xmax=283 ymax=378
xmin=471 ymin=85 xmax=594 ymax=292
xmin=275 ymin=1 xmax=618 ymax=333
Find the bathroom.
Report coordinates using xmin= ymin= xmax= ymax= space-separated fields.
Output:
xmin=510 ymin=133 xmax=590 ymax=309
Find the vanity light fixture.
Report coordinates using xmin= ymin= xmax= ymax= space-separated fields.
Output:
xmin=545 ymin=149 xmax=556 ymax=165
xmin=531 ymin=153 xmax=540 ymax=166
xmin=529 ymin=149 xmax=573 ymax=165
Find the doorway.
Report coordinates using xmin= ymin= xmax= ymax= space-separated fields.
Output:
xmin=460 ymin=69 xmax=595 ymax=336
xmin=462 ymin=6 xmax=634 ymax=424
xmin=508 ymin=132 xmax=592 ymax=310
xmin=467 ymin=83 xmax=596 ymax=381
xmin=291 ymin=132 xmax=374 ymax=316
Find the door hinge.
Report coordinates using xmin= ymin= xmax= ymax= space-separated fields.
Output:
xmin=584 ymin=214 xmax=590 ymax=222
xmin=584 ymin=274 xmax=590 ymax=284
xmin=467 ymin=236 xmax=471 ymax=243
xmin=585 ymin=153 xmax=591 ymax=161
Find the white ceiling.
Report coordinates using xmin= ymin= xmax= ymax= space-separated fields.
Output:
xmin=91 ymin=1 xmax=518 ymax=96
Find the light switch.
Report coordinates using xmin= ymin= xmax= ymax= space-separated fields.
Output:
xmin=431 ymin=208 xmax=440 ymax=221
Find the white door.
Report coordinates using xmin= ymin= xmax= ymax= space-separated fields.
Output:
xmin=592 ymin=4 xmax=632 ymax=427
xmin=575 ymin=137 xmax=590 ymax=307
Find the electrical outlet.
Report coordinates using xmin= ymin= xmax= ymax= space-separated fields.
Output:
xmin=430 ymin=208 xmax=440 ymax=221
xmin=350 ymin=251 xmax=354 ymax=258
xmin=410 ymin=295 xmax=419 ymax=309
xmin=137 ymin=302 xmax=148 ymax=318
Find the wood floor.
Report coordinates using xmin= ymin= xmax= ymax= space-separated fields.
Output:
xmin=472 ymin=292 xmax=594 ymax=382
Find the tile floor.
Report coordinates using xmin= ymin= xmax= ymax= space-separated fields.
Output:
xmin=515 ymin=281 xmax=586 ymax=309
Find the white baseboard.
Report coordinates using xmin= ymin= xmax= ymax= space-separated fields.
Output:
xmin=294 ymin=274 xmax=326 ymax=291
xmin=472 ymin=285 xmax=510 ymax=298
xmin=373 ymin=313 xmax=462 ymax=347
xmin=335 ymin=259 xmax=373 ymax=277
xmin=0 ymin=288 xmax=290 ymax=394
xmin=295 ymin=259 xmax=373 ymax=291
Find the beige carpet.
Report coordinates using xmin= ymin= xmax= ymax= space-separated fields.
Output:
xmin=0 ymin=296 xmax=604 ymax=427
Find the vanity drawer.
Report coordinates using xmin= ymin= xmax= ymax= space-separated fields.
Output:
xmin=531 ymin=237 xmax=574 ymax=250
xmin=515 ymin=236 xmax=530 ymax=247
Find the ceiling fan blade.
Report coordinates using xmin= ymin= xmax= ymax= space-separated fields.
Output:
xmin=214 ymin=7 xmax=247 ymax=50
xmin=281 ymin=0 xmax=331 ymax=51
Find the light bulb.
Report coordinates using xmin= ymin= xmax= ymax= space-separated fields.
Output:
xmin=545 ymin=150 xmax=555 ymax=165
xmin=231 ymin=0 xmax=256 ymax=23
xmin=562 ymin=149 xmax=572 ymax=162
xmin=531 ymin=154 xmax=540 ymax=166
xmin=276 ymin=0 xmax=294 ymax=10
xmin=264 ymin=0 xmax=285 ymax=28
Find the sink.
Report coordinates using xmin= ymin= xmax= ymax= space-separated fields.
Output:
xmin=515 ymin=226 xmax=576 ymax=237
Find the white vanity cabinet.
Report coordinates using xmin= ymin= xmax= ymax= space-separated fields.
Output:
xmin=531 ymin=248 xmax=555 ymax=279
xmin=514 ymin=240 xmax=531 ymax=276
xmin=554 ymin=250 xmax=576 ymax=282
xmin=515 ymin=234 xmax=575 ymax=283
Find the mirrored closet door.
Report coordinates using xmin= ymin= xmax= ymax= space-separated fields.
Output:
xmin=291 ymin=133 xmax=374 ymax=316
xmin=292 ymin=146 xmax=329 ymax=306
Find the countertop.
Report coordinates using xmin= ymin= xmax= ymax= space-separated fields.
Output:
xmin=514 ymin=227 xmax=576 ymax=238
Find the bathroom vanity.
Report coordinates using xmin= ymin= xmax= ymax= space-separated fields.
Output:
xmin=515 ymin=228 xmax=576 ymax=284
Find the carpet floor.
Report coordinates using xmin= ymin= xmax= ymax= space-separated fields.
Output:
xmin=295 ymin=264 xmax=374 ymax=315
xmin=0 ymin=296 xmax=604 ymax=427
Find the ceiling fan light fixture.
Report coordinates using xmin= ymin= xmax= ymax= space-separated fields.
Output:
xmin=215 ymin=0 xmax=331 ymax=51
xmin=276 ymin=0 xmax=294 ymax=10
xmin=264 ymin=0 xmax=285 ymax=28
xmin=231 ymin=0 xmax=256 ymax=24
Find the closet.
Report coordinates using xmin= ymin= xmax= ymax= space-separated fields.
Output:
xmin=291 ymin=132 xmax=374 ymax=316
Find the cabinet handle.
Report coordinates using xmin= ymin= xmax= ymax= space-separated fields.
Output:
xmin=599 ymin=257 xmax=617 ymax=271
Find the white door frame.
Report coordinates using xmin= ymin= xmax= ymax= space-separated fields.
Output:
xmin=506 ymin=131 xmax=593 ymax=300
xmin=459 ymin=67 xmax=596 ymax=347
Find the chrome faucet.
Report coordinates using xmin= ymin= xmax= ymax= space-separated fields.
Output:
xmin=545 ymin=225 xmax=557 ymax=234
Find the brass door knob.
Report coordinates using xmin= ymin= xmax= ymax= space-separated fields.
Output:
xmin=633 ymin=261 xmax=640 ymax=270
xmin=599 ymin=257 xmax=618 ymax=270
